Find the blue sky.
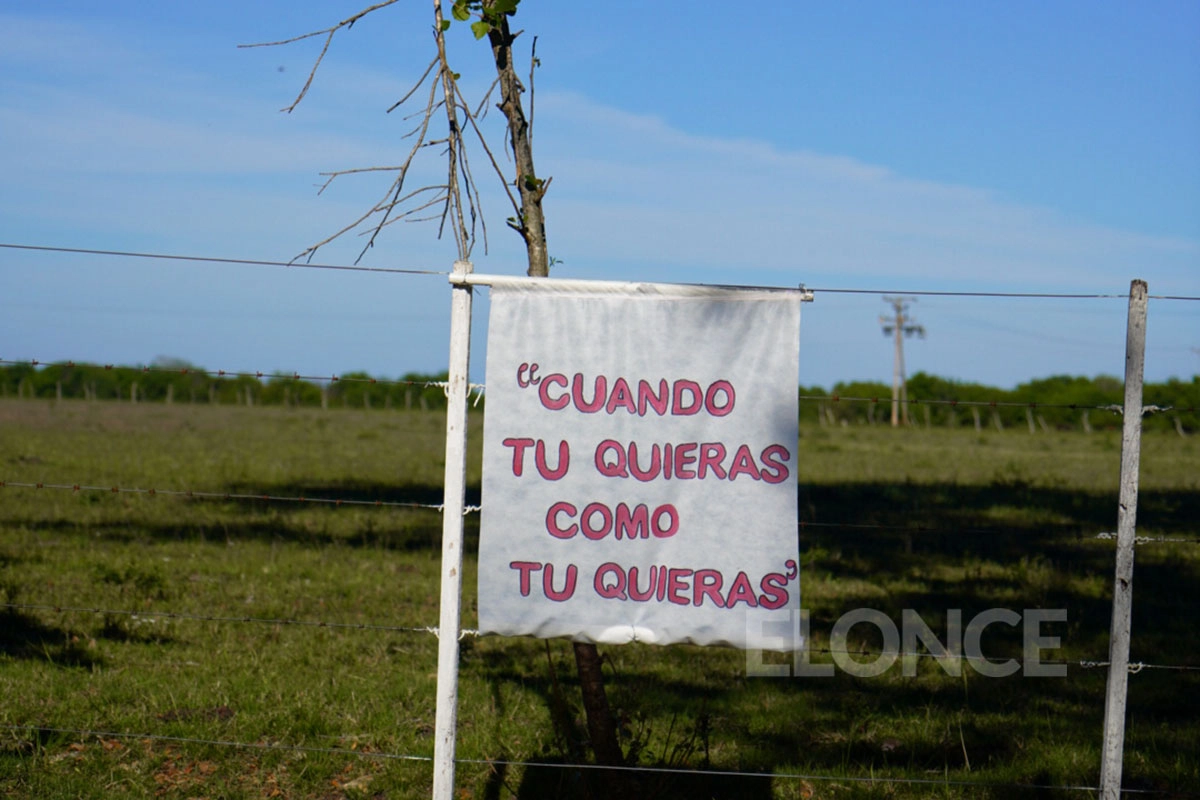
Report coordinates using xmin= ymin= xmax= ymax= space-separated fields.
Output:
xmin=1 ymin=1 xmax=1197 ymax=389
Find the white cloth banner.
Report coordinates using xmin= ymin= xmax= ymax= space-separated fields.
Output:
xmin=477 ymin=283 xmax=801 ymax=650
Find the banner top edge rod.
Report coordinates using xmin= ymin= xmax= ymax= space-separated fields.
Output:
xmin=448 ymin=272 xmax=814 ymax=301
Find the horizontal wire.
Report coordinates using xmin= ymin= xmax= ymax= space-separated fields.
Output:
xmin=0 ymin=358 xmax=485 ymax=396
xmin=0 ymin=242 xmax=446 ymax=276
xmin=806 ymin=286 xmax=1127 ymax=299
xmin=0 ymin=724 xmax=432 ymax=764
xmin=5 ymin=480 xmax=1192 ymax=544
xmin=799 ymin=394 xmax=1198 ymax=414
xmin=799 ymin=647 xmax=1200 ymax=673
xmin=799 ymin=521 xmax=1199 ymax=545
xmin=1 ymin=603 xmax=438 ymax=636
xmin=805 ymin=286 xmax=1200 ymax=302
xmin=8 ymin=358 xmax=1196 ymax=414
xmin=9 ymin=242 xmax=1196 ymax=302
xmin=1094 ymin=532 xmax=1199 ymax=546
xmin=9 ymin=602 xmax=1199 ymax=673
xmin=0 ymin=480 xmax=481 ymax=513
xmin=5 ymin=725 xmax=1184 ymax=796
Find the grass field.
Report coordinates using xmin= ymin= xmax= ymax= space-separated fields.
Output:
xmin=1 ymin=399 xmax=1197 ymax=798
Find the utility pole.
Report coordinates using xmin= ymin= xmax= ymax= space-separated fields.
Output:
xmin=880 ymin=297 xmax=925 ymax=427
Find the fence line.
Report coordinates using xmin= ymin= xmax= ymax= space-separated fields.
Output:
xmin=802 ymin=285 xmax=1199 ymax=301
xmin=0 ymin=242 xmax=446 ymax=276
xmin=4 ymin=357 xmax=1193 ymax=420
xmin=9 ymin=479 xmax=1197 ymax=544
xmin=17 ymin=478 xmax=1200 ymax=555
xmin=9 ymin=240 xmax=1200 ymax=301
xmin=3 ymin=725 xmax=1193 ymax=797
xmin=1 ymin=603 xmax=438 ymax=635
xmin=798 ymin=394 xmax=1195 ymax=414
xmin=2 ymin=260 xmax=1195 ymax=795
xmin=12 ymin=602 xmax=1200 ymax=674
xmin=0 ymin=480 xmax=464 ymax=512
xmin=0 ymin=358 xmax=478 ymax=392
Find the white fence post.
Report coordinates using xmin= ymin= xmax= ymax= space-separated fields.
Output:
xmin=433 ymin=260 xmax=474 ymax=800
xmin=1099 ymin=279 xmax=1148 ymax=799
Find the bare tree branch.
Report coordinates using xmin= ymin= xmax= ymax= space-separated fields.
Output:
xmin=528 ymin=35 xmax=538 ymax=146
xmin=433 ymin=1 xmax=469 ymax=260
xmin=239 ymin=0 xmax=404 ymax=113
xmin=453 ymin=82 xmax=521 ymax=218
xmin=387 ymin=58 xmax=439 ymax=114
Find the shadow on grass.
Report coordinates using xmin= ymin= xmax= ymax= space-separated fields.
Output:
xmin=0 ymin=609 xmax=102 ymax=668
xmin=458 ymin=479 xmax=1199 ymax=797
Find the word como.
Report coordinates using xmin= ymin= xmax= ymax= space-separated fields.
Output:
xmin=746 ymin=607 xmax=1068 ymax=678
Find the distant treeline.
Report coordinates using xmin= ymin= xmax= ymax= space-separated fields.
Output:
xmin=1 ymin=361 xmax=1196 ymax=432
xmin=801 ymin=373 xmax=1199 ymax=433
xmin=0 ymin=360 xmax=451 ymax=411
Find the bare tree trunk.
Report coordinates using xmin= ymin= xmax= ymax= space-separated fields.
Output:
xmin=477 ymin=8 xmax=617 ymax=775
xmin=573 ymin=643 xmax=622 ymax=766
xmin=485 ymin=7 xmax=549 ymax=277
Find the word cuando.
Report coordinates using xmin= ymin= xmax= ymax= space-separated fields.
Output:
xmin=517 ymin=364 xmax=735 ymax=418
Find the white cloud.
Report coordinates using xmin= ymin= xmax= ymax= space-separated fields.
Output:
xmin=533 ymin=92 xmax=1200 ymax=293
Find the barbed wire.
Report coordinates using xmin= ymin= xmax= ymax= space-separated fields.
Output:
xmin=7 ymin=242 xmax=1198 ymax=303
xmin=0 ymin=242 xmax=446 ymax=276
xmin=1 ymin=603 xmax=438 ymax=636
xmin=1094 ymin=532 xmax=1197 ymax=546
xmin=0 ymin=480 xmax=481 ymax=514
xmin=4 ymin=481 xmax=1191 ymax=545
xmin=804 ymin=285 xmax=1200 ymax=302
xmin=7 ymin=359 xmax=1196 ymax=415
xmin=798 ymin=394 xmax=1197 ymax=415
xmin=0 ymin=359 xmax=485 ymax=399
xmin=8 ymin=603 xmax=1198 ymax=673
xmin=0 ymin=724 xmax=1190 ymax=796
xmin=798 ymin=521 xmax=1199 ymax=545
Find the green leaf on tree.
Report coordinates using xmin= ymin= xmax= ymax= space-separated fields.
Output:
xmin=440 ymin=19 xmax=451 ymax=31
xmin=470 ymin=20 xmax=491 ymax=39
xmin=451 ymin=2 xmax=472 ymax=22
